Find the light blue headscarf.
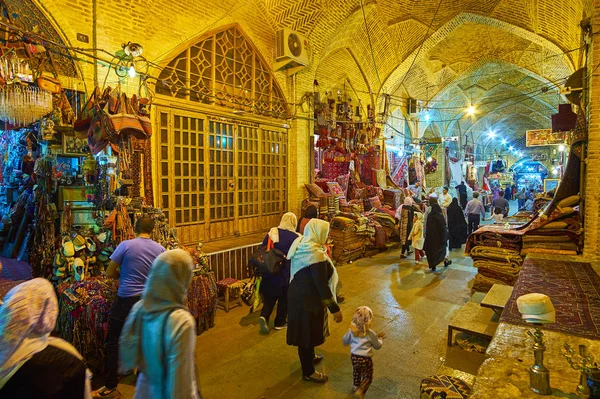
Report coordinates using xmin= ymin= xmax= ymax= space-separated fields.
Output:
xmin=287 ymin=219 xmax=338 ymax=299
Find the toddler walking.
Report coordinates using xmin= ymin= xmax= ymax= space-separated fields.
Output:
xmin=342 ymin=306 xmax=385 ymax=398
xmin=408 ymin=212 xmax=425 ymax=264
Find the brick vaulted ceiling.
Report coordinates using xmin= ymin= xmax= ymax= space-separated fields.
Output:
xmin=256 ymin=0 xmax=592 ymax=145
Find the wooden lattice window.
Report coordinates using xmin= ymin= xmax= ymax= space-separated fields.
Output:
xmin=156 ymin=25 xmax=287 ymax=118
xmin=237 ymin=125 xmax=260 ymax=218
xmin=262 ymin=128 xmax=287 ymax=215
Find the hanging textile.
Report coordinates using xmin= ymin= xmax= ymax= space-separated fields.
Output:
xmin=449 ymin=160 xmax=463 ymax=186
xmin=414 ymin=156 xmax=425 ymax=187
xmin=186 ymin=272 xmax=218 ymax=335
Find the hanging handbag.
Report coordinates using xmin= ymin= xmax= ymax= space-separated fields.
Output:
xmin=249 ymin=237 xmax=285 ymax=276
xmin=131 ymin=94 xmax=152 ymax=137
xmin=102 ymin=93 xmax=148 ymax=140
xmin=240 ymin=275 xmax=257 ymax=306
xmin=75 ymin=87 xmax=101 ymax=132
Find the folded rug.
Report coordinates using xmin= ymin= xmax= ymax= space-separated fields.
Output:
xmin=470 ymin=246 xmax=523 ymax=264
xmin=473 ymin=260 xmax=521 ymax=275
xmin=477 ymin=267 xmax=518 ymax=285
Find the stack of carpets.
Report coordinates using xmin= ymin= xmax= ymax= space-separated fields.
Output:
xmin=470 ymin=246 xmax=524 ymax=293
xmin=383 ymin=189 xmax=404 ymax=209
xmin=330 ymin=215 xmax=368 ymax=263
xmin=521 ymin=234 xmax=581 ymax=256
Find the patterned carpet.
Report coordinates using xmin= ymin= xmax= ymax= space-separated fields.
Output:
xmin=501 ymin=258 xmax=600 ymax=339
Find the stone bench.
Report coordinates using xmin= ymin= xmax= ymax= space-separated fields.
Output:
xmin=447 ymin=302 xmax=498 ymax=347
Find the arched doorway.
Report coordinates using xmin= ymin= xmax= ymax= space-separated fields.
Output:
xmin=152 ymin=24 xmax=289 ymax=244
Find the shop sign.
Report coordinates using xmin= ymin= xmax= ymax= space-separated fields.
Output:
xmin=531 ymin=153 xmax=548 ymax=161
xmin=474 ymin=161 xmax=487 ymax=167
xmin=526 ymin=129 xmax=566 ymax=147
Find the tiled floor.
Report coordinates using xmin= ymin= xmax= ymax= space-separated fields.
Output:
xmin=118 ymin=246 xmax=478 ymax=399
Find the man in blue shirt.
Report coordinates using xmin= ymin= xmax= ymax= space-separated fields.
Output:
xmin=92 ymin=217 xmax=165 ymax=399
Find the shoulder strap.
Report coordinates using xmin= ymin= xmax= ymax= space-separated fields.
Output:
xmin=162 ymin=309 xmax=177 ymax=399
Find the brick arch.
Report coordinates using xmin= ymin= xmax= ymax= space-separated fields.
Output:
xmin=380 ymin=12 xmax=574 ymax=99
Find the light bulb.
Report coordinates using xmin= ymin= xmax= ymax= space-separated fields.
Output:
xmin=424 ymin=112 xmax=431 ymax=122
xmin=467 ymin=105 xmax=475 ymax=115
xmin=501 ymin=139 xmax=507 ymax=145
xmin=558 ymin=144 xmax=565 ymax=152
xmin=508 ymin=146 xmax=514 ymax=151
xmin=128 ymin=63 xmax=136 ymax=78
xmin=427 ymin=156 xmax=433 ymax=162
xmin=488 ymin=131 xmax=495 ymax=139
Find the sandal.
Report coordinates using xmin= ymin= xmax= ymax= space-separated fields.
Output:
xmin=303 ymin=371 xmax=328 ymax=383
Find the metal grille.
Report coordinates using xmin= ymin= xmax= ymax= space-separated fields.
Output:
xmin=206 ymin=242 xmax=262 ymax=281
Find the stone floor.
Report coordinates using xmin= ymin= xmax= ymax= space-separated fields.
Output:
xmin=118 ymin=246 xmax=478 ymax=399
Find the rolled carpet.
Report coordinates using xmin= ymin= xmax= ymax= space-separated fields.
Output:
xmin=469 ymin=246 xmax=523 ymax=264
xmin=473 ymin=260 xmax=521 ymax=275
xmin=477 ymin=267 xmax=518 ymax=285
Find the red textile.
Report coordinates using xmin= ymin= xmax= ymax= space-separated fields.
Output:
xmin=322 ymin=162 xmax=349 ymax=179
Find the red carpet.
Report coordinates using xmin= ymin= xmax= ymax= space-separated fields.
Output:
xmin=501 ymin=258 xmax=600 ymax=339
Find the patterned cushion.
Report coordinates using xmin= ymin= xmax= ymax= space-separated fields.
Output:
xmin=217 ymin=278 xmax=239 ymax=288
xmin=420 ymin=375 xmax=472 ymax=399
xmin=305 ymin=183 xmax=326 ymax=198
xmin=369 ymin=196 xmax=382 ymax=209
xmin=327 ymin=182 xmax=345 ymax=196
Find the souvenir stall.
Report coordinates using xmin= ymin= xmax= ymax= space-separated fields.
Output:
xmin=0 ymin=34 xmax=218 ymax=374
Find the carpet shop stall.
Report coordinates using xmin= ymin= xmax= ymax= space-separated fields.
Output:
xmin=309 ymin=93 xmax=432 ymax=262
xmin=466 ymin=113 xmax=586 ymax=294
xmin=0 ymin=35 xmax=218 ymax=373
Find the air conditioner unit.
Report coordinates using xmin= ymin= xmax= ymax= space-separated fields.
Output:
xmin=275 ymin=28 xmax=309 ymax=71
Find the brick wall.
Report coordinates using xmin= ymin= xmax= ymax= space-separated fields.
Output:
xmin=584 ymin=2 xmax=600 ymax=260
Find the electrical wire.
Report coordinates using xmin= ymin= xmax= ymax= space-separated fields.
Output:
xmin=394 ymin=0 xmax=444 ymax=93
xmin=358 ymin=0 xmax=382 ymax=87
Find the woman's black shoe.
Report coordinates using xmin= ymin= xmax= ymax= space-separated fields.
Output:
xmin=444 ymin=260 xmax=452 ymax=267
xmin=313 ymin=354 xmax=324 ymax=364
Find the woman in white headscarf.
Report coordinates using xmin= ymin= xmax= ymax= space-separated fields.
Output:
xmin=0 ymin=278 xmax=92 ymax=398
xmin=258 ymin=212 xmax=301 ymax=334
xmin=119 ymin=249 xmax=202 ymax=399
xmin=286 ymin=219 xmax=343 ymax=383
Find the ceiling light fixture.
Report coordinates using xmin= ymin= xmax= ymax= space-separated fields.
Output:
xmin=466 ymin=105 xmax=475 ymax=116
xmin=508 ymin=146 xmax=514 ymax=151
xmin=488 ymin=131 xmax=495 ymax=139
xmin=558 ymin=144 xmax=565 ymax=152
xmin=127 ymin=62 xmax=137 ymax=78
xmin=123 ymin=42 xmax=144 ymax=57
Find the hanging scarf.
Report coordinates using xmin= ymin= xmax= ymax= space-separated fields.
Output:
xmin=268 ymin=212 xmax=299 ymax=243
xmin=287 ymin=219 xmax=338 ymax=301
xmin=350 ymin=306 xmax=373 ymax=338
xmin=119 ymin=249 xmax=194 ymax=374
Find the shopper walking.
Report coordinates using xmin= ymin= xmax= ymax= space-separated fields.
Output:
xmin=465 ymin=192 xmax=486 ymax=235
xmin=287 ymin=219 xmax=343 ymax=383
xmin=492 ymin=191 xmax=510 ymax=217
xmin=297 ymin=205 xmax=318 ymax=234
xmin=342 ymin=306 xmax=385 ymax=398
xmin=423 ymin=197 xmax=451 ymax=272
xmin=395 ymin=197 xmax=415 ymax=259
xmin=504 ymin=184 xmax=512 ymax=200
xmin=408 ymin=212 xmax=425 ymax=264
xmin=0 ymin=278 xmax=92 ymax=398
xmin=119 ymin=249 xmax=202 ymax=399
xmin=447 ymin=198 xmax=468 ymax=250
xmin=93 ymin=217 xmax=165 ymax=399
xmin=516 ymin=188 xmax=526 ymax=210
xmin=259 ymin=212 xmax=300 ymax=334
xmin=455 ymin=181 xmax=468 ymax=209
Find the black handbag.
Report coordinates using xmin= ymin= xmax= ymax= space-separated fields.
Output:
xmin=249 ymin=238 xmax=285 ymax=276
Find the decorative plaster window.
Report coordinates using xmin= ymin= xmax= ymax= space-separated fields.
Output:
xmin=156 ymin=25 xmax=287 ymax=118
